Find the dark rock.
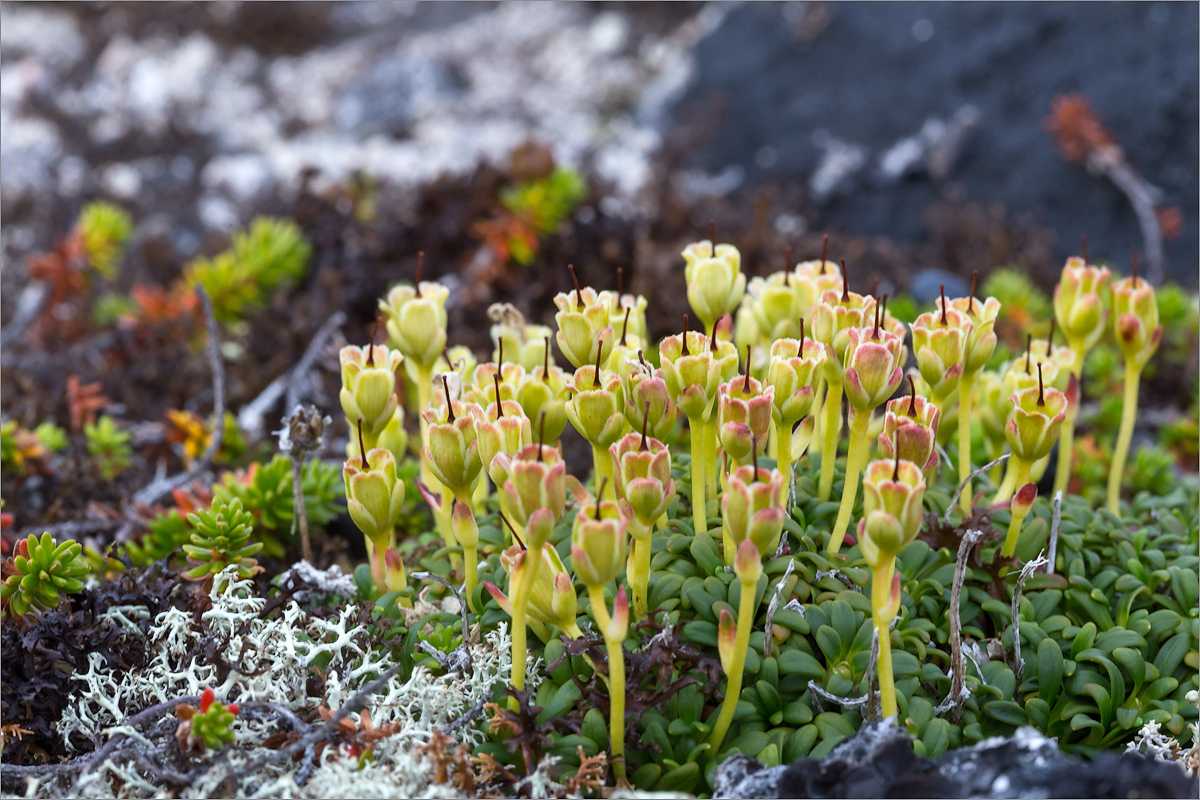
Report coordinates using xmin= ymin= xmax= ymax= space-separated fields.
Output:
xmin=334 ymin=52 xmax=464 ymax=138
xmin=909 ymin=269 xmax=971 ymax=305
xmin=676 ymin=2 xmax=1199 ymax=286
xmin=714 ymin=721 xmax=1198 ymax=799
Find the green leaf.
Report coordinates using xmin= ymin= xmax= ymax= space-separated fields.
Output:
xmin=784 ymin=725 xmax=819 ymax=761
xmin=682 ymin=620 xmax=718 ymax=649
xmin=1038 ymin=638 xmax=1064 ymax=705
xmin=1154 ymin=631 xmax=1189 ymax=678
xmin=814 ymin=711 xmax=856 ymax=740
xmin=922 ymin=718 xmax=951 ymax=758
xmin=982 ymin=700 xmax=1027 ymax=727
xmin=690 ymin=532 xmax=722 ymax=576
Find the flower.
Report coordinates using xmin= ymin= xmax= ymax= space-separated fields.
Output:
xmin=938 ymin=285 xmax=1000 ymax=375
xmin=343 ymin=448 xmax=407 ymax=544
xmin=554 ymin=278 xmax=615 ymax=369
xmin=1054 ymin=257 xmax=1112 ymax=352
xmin=810 ymin=286 xmax=877 ymax=384
xmin=842 ymin=326 xmax=905 ymax=412
xmin=565 ymin=358 xmax=627 ymax=451
xmin=496 ymin=443 xmax=567 ymax=528
xmin=1005 ymin=370 xmax=1068 ymax=463
xmin=570 ymin=499 xmax=628 ymax=588
xmin=488 ymin=543 xmax=579 ymax=632
xmin=683 ymin=239 xmax=746 ymax=334
xmin=722 ymin=465 xmax=787 ymax=561
xmin=380 ymin=280 xmax=449 ymax=374
xmin=767 ymin=334 xmax=826 ymax=431
xmin=610 ymin=429 xmax=676 ymax=529
xmin=717 ymin=370 xmax=775 ymax=466
xmin=857 ymin=457 xmax=926 ymax=569
xmin=659 ymin=327 xmax=739 ymax=421
xmin=878 ymin=385 xmax=940 ymax=476
xmin=421 ymin=386 xmax=484 ymax=501
xmin=1110 ymin=273 xmax=1163 ymax=369
xmin=621 ymin=355 xmax=678 ymax=441
xmin=911 ymin=302 xmax=972 ymax=403
xmin=471 ymin=397 xmax=532 ymax=487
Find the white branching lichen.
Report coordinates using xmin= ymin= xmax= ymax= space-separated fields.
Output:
xmin=36 ymin=567 xmax=515 ymax=799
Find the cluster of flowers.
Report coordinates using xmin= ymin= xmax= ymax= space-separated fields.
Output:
xmin=336 ymin=233 xmax=1162 ymax=775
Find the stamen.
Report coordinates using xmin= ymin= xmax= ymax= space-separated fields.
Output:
xmin=498 ymin=336 xmax=504 ymax=367
xmin=841 ymin=259 xmax=850 ymax=302
xmin=1025 ymin=333 xmax=1032 ymax=374
xmin=893 ymin=432 xmax=900 ymax=481
xmin=939 ymin=284 xmax=947 ymax=325
xmin=357 ymin=419 xmax=369 ymax=468
xmin=595 ymin=479 xmax=608 ymax=519
xmin=798 ymin=317 xmax=806 ymax=357
xmin=542 ymin=338 xmax=551 ymax=382
xmin=568 ymin=264 xmax=583 ymax=308
xmin=442 ymin=375 xmax=455 ymax=423
xmin=743 ymin=345 xmax=752 ymax=393
xmin=637 ymin=349 xmax=648 ymax=370
xmin=907 ymin=374 xmax=917 ymax=417
xmin=820 ymin=234 xmax=829 ymax=274
xmin=593 ymin=337 xmax=604 ymax=388
xmin=415 ymin=251 xmax=425 ymax=284
xmin=1047 ymin=319 xmax=1056 ymax=355
xmin=1080 ymin=234 xmax=1088 ymax=264
xmin=640 ymin=401 xmax=650 ymax=451
xmin=681 ymin=314 xmax=690 ymax=356
xmin=1037 ymin=362 xmax=1046 ymax=407
xmin=621 ymin=306 xmax=631 ymax=346
xmin=969 ymin=270 xmax=978 ymax=315
xmin=494 ymin=373 xmax=504 ymax=420
xmin=872 ymin=299 xmax=881 ymax=340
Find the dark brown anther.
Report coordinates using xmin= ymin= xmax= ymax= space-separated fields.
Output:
xmin=681 ymin=315 xmax=690 ymax=356
xmin=568 ymin=264 xmax=583 ymax=308
xmin=366 ymin=315 xmax=381 ymax=366
xmin=594 ymin=479 xmax=608 ymax=520
xmin=1025 ymin=333 xmax=1033 ymax=374
xmin=542 ymin=338 xmax=551 ymax=382
xmin=1080 ymin=234 xmax=1088 ymax=264
xmin=1047 ymin=319 xmax=1056 ymax=354
xmin=798 ymin=317 xmax=806 ymax=357
xmin=442 ymin=375 xmax=455 ymax=423
xmin=907 ymin=374 xmax=917 ymax=417
xmin=357 ymin=419 xmax=369 ymax=469
xmin=820 ymin=234 xmax=829 ymax=274
xmin=593 ymin=337 xmax=604 ymax=388
xmin=617 ymin=266 xmax=624 ymax=297
xmin=639 ymin=401 xmax=650 ymax=452
xmin=892 ymin=432 xmax=901 ymax=481
xmin=415 ymin=251 xmax=425 ymax=284
xmin=537 ymin=412 xmax=546 ymax=462
xmin=709 ymin=220 xmax=717 ymax=250
xmin=621 ymin=306 xmax=631 ymax=346
xmin=939 ymin=284 xmax=948 ymax=325
xmin=743 ymin=345 xmax=752 ymax=393
xmin=969 ymin=270 xmax=978 ymax=315
xmin=1131 ymin=252 xmax=1140 ymax=288
xmin=1037 ymin=362 xmax=1046 ymax=407
xmin=494 ymin=373 xmax=504 ymax=420
xmin=841 ymin=259 xmax=850 ymax=302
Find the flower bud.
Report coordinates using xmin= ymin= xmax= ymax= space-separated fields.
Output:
xmin=717 ymin=608 xmax=737 ymax=676
xmin=768 ymin=336 xmax=826 ymax=429
xmin=717 ymin=372 xmax=774 ymax=466
xmin=745 ymin=273 xmax=805 ymax=344
xmin=683 ymin=239 xmax=746 ymax=334
xmin=1011 ymin=481 xmax=1038 ymax=519
xmin=878 ymin=387 xmax=940 ymax=476
xmin=566 ymin=361 xmax=627 ymax=450
xmin=452 ymin=499 xmax=479 ymax=549
xmin=497 ymin=443 xmax=567 ymax=528
xmin=723 ymin=465 xmax=786 ymax=560
xmin=570 ymin=499 xmax=628 ymax=588
xmin=343 ymin=448 xmax=406 ymax=543
xmin=1054 ymin=257 xmax=1111 ymax=351
xmin=380 ymin=281 xmax=449 ymax=373
xmin=842 ymin=326 xmax=905 ymax=411
xmin=734 ymin=537 xmax=763 ymax=584
xmin=938 ymin=288 xmax=1000 ymax=375
xmin=1005 ymin=377 xmax=1068 ymax=463
xmin=810 ymin=288 xmax=876 ymax=384
xmin=911 ymin=305 xmax=972 ymax=403
xmin=857 ymin=457 xmax=925 ymax=568
xmin=384 ymin=546 xmax=408 ymax=593
xmin=554 ymin=283 xmax=615 ymax=369
xmin=659 ymin=329 xmax=738 ymax=421
xmin=606 ymin=291 xmax=649 ymax=345
xmin=421 ymin=397 xmax=483 ymax=500
xmin=610 ymin=430 xmax=676 ymax=529
xmin=339 ymin=344 xmax=403 ymax=436
xmin=622 ymin=359 xmax=678 ymax=441
xmin=1110 ymin=274 xmax=1162 ymax=368
xmin=517 ymin=354 xmax=569 ymax=444
xmin=606 ymin=585 xmax=629 ymax=642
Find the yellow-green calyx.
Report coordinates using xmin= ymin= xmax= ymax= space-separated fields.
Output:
xmin=1111 ymin=272 xmax=1163 ymax=369
xmin=554 ymin=270 xmax=615 ymax=369
xmin=722 ymin=464 xmax=786 ymax=567
xmin=911 ymin=294 xmax=972 ymax=405
xmin=339 ymin=343 xmax=403 ymax=443
xmin=1054 ymin=256 xmax=1112 ymax=353
xmin=717 ymin=366 xmax=774 ymax=467
xmin=1005 ymin=372 xmax=1068 ymax=464
xmin=381 ymin=279 xmax=450 ymax=376
xmin=570 ymin=498 xmax=628 ymax=589
xmin=878 ymin=381 xmax=940 ymax=476
xmin=421 ymin=384 xmax=483 ymax=502
xmin=343 ymin=443 xmax=406 ymax=587
xmin=682 ymin=237 xmax=746 ymax=335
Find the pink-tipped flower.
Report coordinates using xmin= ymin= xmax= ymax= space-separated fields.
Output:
xmin=421 ymin=391 xmax=483 ymax=501
xmin=717 ymin=371 xmax=775 ymax=466
xmin=517 ymin=351 xmax=569 ymax=443
xmin=1110 ymin=273 xmax=1162 ymax=369
xmin=842 ymin=326 xmax=905 ymax=412
xmin=497 ymin=444 xmax=567 ymax=530
xmin=911 ymin=303 xmax=973 ymax=403
xmin=471 ymin=398 xmax=532 ymax=487
xmin=1054 ymin=257 xmax=1112 ymax=352
xmin=380 ymin=280 xmax=449 ymax=373
xmin=878 ymin=383 xmax=940 ymax=476
xmin=343 ymin=447 xmax=406 ymax=545
xmin=384 ymin=546 xmax=408 ymax=593
xmin=734 ymin=537 xmax=763 ymax=584
xmin=621 ymin=359 xmax=678 ymax=441
xmin=937 ymin=278 xmax=1001 ymax=375
xmin=1012 ymin=481 xmax=1038 ymax=518
xmin=767 ymin=335 xmax=826 ymax=431
xmin=810 ymin=286 xmax=876 ymax=383
xmin=606 ymin=585 xmax=630 ymax=642
xmin=858 ymin=457 xmax=926 ymax=569
xmin=496 ymin=543 xmax=578 ymax=632
xmin=659 ymin=328 xmax=738 ymax=420
xmin=722 ymin=464 xmax=787 ymax=560
xmin=570 ymin=499 xmax=628 ymax=588
xmin=610 ymin=429 xmax=676 ymax=530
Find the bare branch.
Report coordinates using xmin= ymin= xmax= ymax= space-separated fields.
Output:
xmin=1011 ymin=550 xmax=1049 ymax=687
xmin=943 ymin=453 xmax=1011 ymax=525
xmin=762 ymin=558 xmax=796 ymax=659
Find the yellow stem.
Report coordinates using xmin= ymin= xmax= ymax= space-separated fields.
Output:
xmin=587 ymin=585 xmax=626 ymax=783
xmin=464 ymin=543 xmax=478 ymax=612
xmin=992 ymin=456 xmax=1019 ymax=506
xmin=809 ymin=380 xmax=826 ymax=453
xmin=817 ymin=379 xmax=844 ymax=502
xmin=829 ymin=409 xmax=871 ymax=555
xmin=706 ymin=577 xmax=757 ymax=753
xmin=957 ymin=372 xmax=976 ymax=516
xmin=689 ymin=416 xmax=708 ymax=536
xmin=1107 ymin=362 xmax=1141 ymax=515
xmin=629 ymin=525 xmax=651 ymax=620
xmin=871 ymin=557 xmax=898 ymax=718
xmin=1000 ymin=459 xmax=1032 ymax=557
xmin=1053 ymin=342 xmax=1087 ymax=496
xmin=776 ymin=418 xmax=794 ymax=481
xmin=704 ymin=416 xmax=718 ymax=498
xmin=510 ymin=541 xmax=544 ymax=695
